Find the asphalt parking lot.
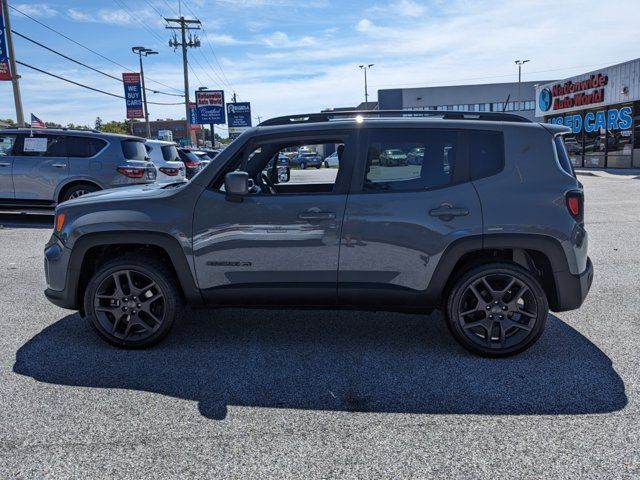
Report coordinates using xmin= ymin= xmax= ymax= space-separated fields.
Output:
xmin=0 ymin=174 xmax=639 ymax=479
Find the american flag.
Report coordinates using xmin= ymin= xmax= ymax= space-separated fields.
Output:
xmin=30 ymin=113 xmax=46 ymax=129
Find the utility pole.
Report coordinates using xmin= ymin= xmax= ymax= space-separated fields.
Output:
xmin=2 ymin=0 xmax=24 ymax=126
xmin=132 ymin=46 xmax=158 ymax=138
xmin=514 ymin=59 xmax=529 ymax=111
xmin=166 ymin=16 xmax=201 ymax=144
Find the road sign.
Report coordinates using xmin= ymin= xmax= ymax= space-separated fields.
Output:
xmin=0 ymin=1 xmax=11 ymax=81
xmin=195 ymin=90 xmax=225 ymax=124
xmin=122 ymin=73 xmax=143 ymax=119
xmin=227 ymin=102 xmax=252 ymax=139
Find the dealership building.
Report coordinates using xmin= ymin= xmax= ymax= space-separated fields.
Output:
xmin=536 ymin=58 xmax=640 ymax=168
xmin=377 ymin=58 xmax=640 ymax=168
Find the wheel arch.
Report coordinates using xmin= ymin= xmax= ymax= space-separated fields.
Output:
xmin=426 ymin=234 xmax=569 ymax=311
xmin=56 ymin=179 xmax=103 ymax=204
xmin=66 ymin=231 xmax=203 ymax=312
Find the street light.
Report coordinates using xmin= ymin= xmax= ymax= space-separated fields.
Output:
xmin=359 ymin=64 xmax=374 ymax=109
xmin=514 ymin=59 xmax=530 ymax=112
xmin=132 ymin=46 xmax=158 ymax=138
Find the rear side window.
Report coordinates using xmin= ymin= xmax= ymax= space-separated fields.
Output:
xmin=554 ymin=136 xmax=575 ymax=177
xmin=469 ymin=131 xmax=504 ymax=180
xmin=121 ymin=140 xmax=147 ymax=160
xmin=161 ymin=145 xmax=179 ymax=162
xmin=66 ymin=136 xmax=107 ymax=158
xmin=364 ymin=129 xmax=457 ymax=191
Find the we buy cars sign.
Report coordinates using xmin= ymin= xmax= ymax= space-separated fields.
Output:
xmin=0 ymin=1 xmax=11 ymax=81
xmin=195 ymin=90 xmax=225 ymax=124
xmin=122 ymin=72 xmax=144 ymax=119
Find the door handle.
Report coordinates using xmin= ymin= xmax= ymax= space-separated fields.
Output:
xmin=51 ymin=163 xmax=67 ymax=168
xmin=0 ymin=162 xmax=10 ymax=167
xmin=429 ymin=205 xmax=469 ymax=219
xmin=298 ymin=211 xmax=336 ymax=221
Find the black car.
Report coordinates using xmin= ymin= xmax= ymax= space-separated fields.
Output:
xmin=289 ymin=151 xmax=323 ymax=169
xmin=177 ymin=148 xmax=203 ymax=178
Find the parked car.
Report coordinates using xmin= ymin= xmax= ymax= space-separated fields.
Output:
xmin=323 ymin=151 xmax=339 ymax=168
xmin=45 ymin=110 xmax=592 ymax=357
xmin=177 ymin=148 xmax=203 ymax=178
xmin=202 ymin=148 xmax=221 ymax=159
xmin=145 ymin=140 xmax=186 ymax=184
xmin=379 ymin=148 xmax=408 ymax=166
xmin=0 ymin=128 xmax=156 ymax=207
xmin=406 ymin=147 xmax=425 ymax=165
xmin=289 ymin=151 xmax=323 ymax=169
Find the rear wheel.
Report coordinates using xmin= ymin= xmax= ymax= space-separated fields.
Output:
xmin=83 ymin=257 xmax=181 ymax=348
xmin=300 ymin=162 xmax=306 ymax=170
xmin=446 ymin=263 xmax=548 ymax=357
xmin=61 ymin=183 xmax=99 ymax=202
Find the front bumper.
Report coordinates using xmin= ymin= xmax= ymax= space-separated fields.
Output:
xmin=552 ymin=257 xmax=594 ymax=312
xmin=43 ymin=235 xmax=78 ymax=310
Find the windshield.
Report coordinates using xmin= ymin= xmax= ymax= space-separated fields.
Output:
xmin=121 ymin=140 xmax=147 ymax=161
xmin=161 ymin=145 xmax=180 ymax=162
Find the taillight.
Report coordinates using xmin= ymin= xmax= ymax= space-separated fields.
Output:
xmin=185 ymin=161 xmax=199 ymax=168
xmin=159 ymin=167 xmax=180 ymax=176
xmin=117 ymin=167 xmax=144 ymax=178
xmin=566 ymin=191 xmax=583 ymax=222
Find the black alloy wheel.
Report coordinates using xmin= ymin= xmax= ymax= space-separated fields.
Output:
xmin=84 ymin=257 xmax=180 ymax=348
xmin=446 ymin=263 xmax=548 ymax=357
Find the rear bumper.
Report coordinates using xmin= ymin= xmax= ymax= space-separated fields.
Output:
xmin=552 ymin=257 xmax=594 ymax=312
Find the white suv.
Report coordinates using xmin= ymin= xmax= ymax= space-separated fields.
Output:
xmin=145 ymin=140 xmax=186 ymax=183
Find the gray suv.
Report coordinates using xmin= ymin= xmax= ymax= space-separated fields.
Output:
xmin=0 ymin=128 xmax=156 ymax=206
xmin=43 ymin=110 xmax=593 ymax=356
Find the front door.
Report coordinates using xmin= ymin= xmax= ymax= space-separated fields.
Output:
xmin=13 ymin=134 xmax=69 ymax=201
xmin=0 ymin=132 xmax=16 ymax=199
xmin=193 ymin=131 xmax=355 ymax=306
xmin=338 ymin=127 xmax=484 ymax=307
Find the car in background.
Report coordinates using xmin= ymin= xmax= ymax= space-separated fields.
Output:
xmin=145 ymin=140 xmax=186 ymax=184
xmin=289 ymin=151 xmax=323 ymax=169
xmin=379 ymin=148 xmax=408 ymax=166
xmin=406 ymin=147 xmax=425 ymax=165
xmin=193 ymin=150 xmax=213 ymax=167
xmin=177 ymin=148 xmax=203 ymax=178
xmin=323 ymin=151 xmax=339 ymax=168
xmin=202 ymin=148 xmax=221 ymax=159
xmin=0 ymin=128 xmax=156 ymax=207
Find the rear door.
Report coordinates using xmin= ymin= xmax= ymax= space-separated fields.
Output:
xmin=0 ymin=132 xmax=16 ymax=199
xmin=338 ymin=126 xmax=483 ymax=307
xmin=13 ymin=133 xmax=69 ymax=201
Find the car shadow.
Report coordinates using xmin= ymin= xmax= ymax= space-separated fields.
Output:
xmin=13 ymin=309 xmax=626 ymax=420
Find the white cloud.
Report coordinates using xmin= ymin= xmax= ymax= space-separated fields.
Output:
xmin=392 ymin=0 xmax=426 ymax=17
xmin=13 ymin=3 xmax=58 ymax=18
xmin=205 ymin=33 xmax=250 ymax=46
xmin=263 ymin=32 xmax=317 ymax=48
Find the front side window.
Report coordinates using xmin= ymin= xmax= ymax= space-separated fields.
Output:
xmin=364 ymin=129 xmax=457 ymax=191
xmin=0 ymin=134 xmax=16 ymax=156
xmin=121 ymin=140 xmax=147 ymax=160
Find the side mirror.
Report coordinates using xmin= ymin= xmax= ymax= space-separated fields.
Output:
xmin=224 ymin=171 xmax=249 ymax=202
xmin=277 ymin=166 xmax=290 ymax=183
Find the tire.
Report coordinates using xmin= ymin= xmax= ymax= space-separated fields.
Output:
xmin=445 ymin=262 xmax=548 ymax=357
xmin=61 ymin=183 xmax=99 ymax=202
xmin=300 ymin=162 xmax=306 ymax=170
xmin=324 ymin=161 xmax=329 ymax=168
xmin=83 ymin=256 xmax=182 ymax=348
xmin=315 ymin=165 xmax=321 ymax=169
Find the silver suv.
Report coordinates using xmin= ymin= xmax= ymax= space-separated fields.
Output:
xmin=0 ymin=128 xmax=156 ymax=206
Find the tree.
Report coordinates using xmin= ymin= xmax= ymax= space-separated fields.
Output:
xmin=94 ymin=117 xmax=103 ymax=131
xmin=101 ymin=121 xmax=128 ymax=134
xmin=0 ymin=118 xmax=16 ymax=127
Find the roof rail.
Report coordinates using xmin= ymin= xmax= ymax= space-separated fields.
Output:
xmin=259 ymin=109 xmax=532 ymax=126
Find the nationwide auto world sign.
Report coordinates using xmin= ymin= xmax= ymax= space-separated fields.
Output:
xmin=536 ymin=72 xmax=608 ymax=117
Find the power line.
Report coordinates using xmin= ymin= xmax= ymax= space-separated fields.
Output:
xmin=9 ymin=3 xmax=183 ymax=94
xmin=16 ymin=61 xmax=183 ymax=105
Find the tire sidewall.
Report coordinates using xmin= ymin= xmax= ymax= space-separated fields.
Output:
xmin=83 ymin=258 xmax=178 ymax=348
xmin=446 ymin=263 xmax=549 ymax=357
xmin=63 ymin=183 xmax=99 ymax=202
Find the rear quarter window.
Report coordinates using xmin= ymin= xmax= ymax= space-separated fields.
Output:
xmin=161 ymin=145 xmax=180 ymax=162
xmin=554 ymin=136 xmax=575 ymax=177
xmin=121 ymin=140 xmax=147 ymax=160
xmin=468 ymin=131 xmax=504 ymax=180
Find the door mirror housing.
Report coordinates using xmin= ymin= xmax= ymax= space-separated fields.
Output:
xmin=277 ymin=166 xmax=290 ymax=183
xmin=224 ymin=171 xmax=249 ymax=202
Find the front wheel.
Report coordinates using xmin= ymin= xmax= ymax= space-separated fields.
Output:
xmin=83 ymin=257 xmax=181 ymax=348
xmin=446 ymin=263 xmax=548 ymax=357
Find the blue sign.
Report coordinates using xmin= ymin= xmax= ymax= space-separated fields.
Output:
xmin=195 ymin=90 xmax=225 ymax=124
xmin=188 ymin=102 xmax=198 ymax=128
xmin=0 ymin=2 xmax=11 ymax=81
xmin=122 ymin=72 xmax=143 ymax=118
xmin=538 ymin=88 xmax=552 ymax=112
xmin=227 ymin=102 xmax=252 ymax=139
xmin=547 ymin=106 xmax=633 ymax=134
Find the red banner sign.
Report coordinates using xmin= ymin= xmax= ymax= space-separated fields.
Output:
xmin=0 ymin=0 xmax=12 ymax=81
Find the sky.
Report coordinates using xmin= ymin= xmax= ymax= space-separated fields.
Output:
xmin=1 ymin=0 xmax=640 ymax=134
